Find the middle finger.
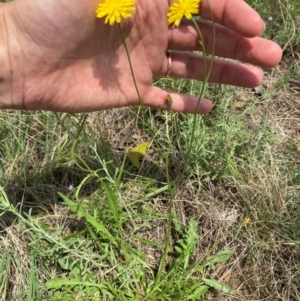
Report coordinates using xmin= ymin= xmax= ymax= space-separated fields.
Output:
xmin=159 ymin=51 xmax=263 ymax=87
xmin=168 ymin=20 xmax=281 ymax=68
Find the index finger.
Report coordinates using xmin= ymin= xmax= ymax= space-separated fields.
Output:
xmin=200 ymin=0 xmax=265 ymax=37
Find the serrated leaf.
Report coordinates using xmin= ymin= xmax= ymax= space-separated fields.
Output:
xmin=45 ymin=278 xmax=105 ymax=291
xmin=45 ymin=276 xmax=76 ymax=289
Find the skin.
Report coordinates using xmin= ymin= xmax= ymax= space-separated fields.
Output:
xmin=0 ymin=0 xmax=282 ymax=113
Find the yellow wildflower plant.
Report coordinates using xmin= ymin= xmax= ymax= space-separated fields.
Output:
xmin=95 ymin=0 xmax=136 ymax=26
xmin=167 ymin=0 xmax=201 ymax=27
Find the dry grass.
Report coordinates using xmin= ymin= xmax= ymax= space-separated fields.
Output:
xmin=1 ymin=55 xmax=299 ymax=300
xmin=1 ymin=0 xmax=300 ymax=300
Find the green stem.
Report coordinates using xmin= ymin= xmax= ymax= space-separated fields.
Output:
xmin=182 ymin=17 xmax=216 ymax=181
xmin=155 ymin=113 xmax=175 ymax=284
xmin=118 ymin=24 xmax=143 ymax=105
xmin=155 ymin=12 xmax=216 ymax=286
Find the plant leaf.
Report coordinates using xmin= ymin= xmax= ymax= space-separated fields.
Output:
xmin=188 ymin=285 xmax=209 ymax=299
xmin=202 ymin=250 xmax=234 ymax=268
xmin=59 ymin=193 xmax=116 ymax=244
xmin=127 ymin=142 xmax=150 ymax=168
xmin=201 ymin=278 xmax=234 ymax=295
xmin=103 ymin=182 xmax=119 ymax=225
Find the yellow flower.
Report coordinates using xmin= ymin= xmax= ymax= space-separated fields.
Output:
xmin=243 ymin=217 xmax=251 ymax=224
xmin=167 ymin=0 xmax=201 ymax=27
xmin=95 ymin=0 xmax=136 ymax=26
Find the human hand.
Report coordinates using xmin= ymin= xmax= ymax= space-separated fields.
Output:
xmin=2 ymin=0 xmax=282 ymax=113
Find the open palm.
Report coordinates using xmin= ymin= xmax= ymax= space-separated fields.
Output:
xmin=6 ymin=0 xmax=281 ymax=113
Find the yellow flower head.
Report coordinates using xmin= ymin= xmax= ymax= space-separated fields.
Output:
xmin=243 ymin=217 xmax=251 ymax=224
xmin=95 ymin=0 xmax=136 ymax=26
xmin=167 ymin=0 xmax=201 ymax=27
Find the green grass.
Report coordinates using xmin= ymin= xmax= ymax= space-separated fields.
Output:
xmin=1 ymin=0 xmax=300 ymax=300
xmin=246 ymin=0 xmax=300 ymax=49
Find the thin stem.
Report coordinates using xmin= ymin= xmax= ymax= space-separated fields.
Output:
xmin=155 ymin=112 xmax=175 ymax=284
xmin=155 ymin=9 xmax=217 ymax=285
xmin=172 ymin=17 xmax=215 ymax=194
xmin=118 ymin=24 xmax=143 ymax=105
xmin=183 ymin=16 xmax=216 ymax=177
